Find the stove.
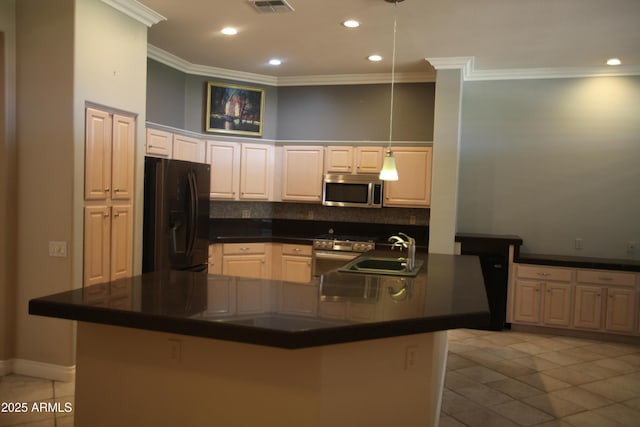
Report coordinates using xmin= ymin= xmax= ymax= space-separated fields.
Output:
xmin=312 ymin=234 xmax=377 ymax=276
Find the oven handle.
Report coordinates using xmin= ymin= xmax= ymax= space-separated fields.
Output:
xmin=313 ymin=251 xmax=361 ymax=261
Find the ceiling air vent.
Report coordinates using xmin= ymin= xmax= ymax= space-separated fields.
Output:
xmin=250 ymin=0 xmax=295 ymax=13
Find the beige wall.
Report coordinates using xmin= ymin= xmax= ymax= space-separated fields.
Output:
xmin=0 ymin=0 xmax=17 ymax=366
xmin=10 ymin=0 xmax=148 ymax=373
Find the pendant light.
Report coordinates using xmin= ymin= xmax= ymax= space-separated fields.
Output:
xmin=379 ymin=0 xmax=404 ymax=181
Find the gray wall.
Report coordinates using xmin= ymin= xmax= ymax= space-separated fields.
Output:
xmin=146 ymin=59 xmax=435 ymax=142
xmin=276 ymin=83 xmax=434 ymax=141
xmin=458 ymin=76 xmax=640 ymax=259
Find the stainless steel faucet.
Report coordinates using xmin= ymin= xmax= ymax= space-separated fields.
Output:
xmin=388 ymin=232 xmax=416 ymax=272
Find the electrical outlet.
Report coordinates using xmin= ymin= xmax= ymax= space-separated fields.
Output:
xmin=49 ymin=241 xmax=67 ymax=257
xmin=404 ymin=346 xmax=418 ymax=370
xmin=574 ymin=238 xmax=584 ymax=250
xmin=409 ymin=215 xmax=416 ymax=225
xmin=241 ymin=209 xmax=251 ymax=218
xmin=307 ymin=210 xmax=314 ymax=220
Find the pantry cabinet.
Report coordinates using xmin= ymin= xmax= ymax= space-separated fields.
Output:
xmin=281 ymin=146 xmax=324 ymax=202
xmin=84 ymin=108 xmax=135 ymax=287
xmin=325 ymin=146 xmax=384 ymax=174
xmin=383 ymin=147 xmax=432 ymax=207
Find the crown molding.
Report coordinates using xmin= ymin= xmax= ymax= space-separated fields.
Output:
xmin=149 ymin=45 xmax=640 ymax=86
xmin=101 ymin=0 xmax=166 ymax=27
xmin=148 ymin=45 xmax=435 ymax=86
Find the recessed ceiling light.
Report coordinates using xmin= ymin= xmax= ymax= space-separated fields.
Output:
xmin=221 ymin=27 xmax=238 ymax=35
xmin=343 ymin=20 xmax=360 ymax=28
xmin=606 ymin=58 xmax=621 ymax=66
xmin=368 ymin=55 xmax=383 ymax=62
xmin=268 ymin=58 xmax=282 ymax=66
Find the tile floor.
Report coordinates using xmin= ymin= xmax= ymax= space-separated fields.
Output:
xmin=0 ymin=328 xmax=639 ymax=426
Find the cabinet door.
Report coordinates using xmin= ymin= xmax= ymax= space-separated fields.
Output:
xmin=281 ymin=146 xmax=324 ymax=202
xmin=236 ymin=279 xmax=268 ymax=314
xmin=512 ymin=280 xmax=541 ymax=324
xmin=573 ymin=285 xmax=603 ymax=330
xmin=240 ymin=143 xmax=272 ymax=200
xmin=542 ymin=283 xmax=572 ymax=327
xmin=110 ymin=205 xmax=133 ymax=281
xmin=206 ymin=141 xmax=240 ymax=200
xmin=145 ymin=128 xmax=172 ymax=157
xmin=85 ymin=108 xmax=112 ymax=201
xmin=205 ymin=276 xmax=236 ymax=316
xmin=605 ymin=288 xmax=636 ymax=333
xmin=281 ymin=255 xmax=312 ymax=283
xmin=84 ymin=206 xmax=111 ymax=286
xmin=223 ymin=254 xmax=267 ymax=279
xmin=325 ymin=146 xmax=354 ymax=173
xmin=208 ymin=244 xmax=223 ymax=275
xmin=173 ymin=134 xmax=205 ymax=163
xmin=111 ymin=114 xmax=135 ymax=200
xmin=383 ymin=147 xmax=432 ymax=207
xmin=355 ymin=147 xmax=384 ymax=174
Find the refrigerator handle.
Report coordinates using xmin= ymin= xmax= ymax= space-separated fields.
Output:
xmin=187 ymin=169 xmax=198 ymax=257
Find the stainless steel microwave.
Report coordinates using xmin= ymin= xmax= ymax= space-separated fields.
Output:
xmin=322 ymin=174 xmax=383 ymax=208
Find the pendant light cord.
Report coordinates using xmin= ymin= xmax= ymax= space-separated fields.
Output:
xmin=388 ymin=2 xmax=398 ymax=149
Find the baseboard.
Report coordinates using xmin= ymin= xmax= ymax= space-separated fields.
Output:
xmin=0 ymin=359 xmax=14 ymax=376
xmin=11 ymin=359 xmax=76 ymax=382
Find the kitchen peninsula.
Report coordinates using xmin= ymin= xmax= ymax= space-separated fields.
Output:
xmin=29 ymin=252 xmax=489 ymax=427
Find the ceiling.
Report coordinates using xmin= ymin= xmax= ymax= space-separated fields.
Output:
xmin=138 ymin=0 xmax=640 ymax=81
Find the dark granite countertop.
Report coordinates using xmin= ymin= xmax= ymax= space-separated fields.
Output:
xmin=517 ymin=253 xmax=640 ymax=272
xmin=29 ymin=253 xmax=489 ymax=349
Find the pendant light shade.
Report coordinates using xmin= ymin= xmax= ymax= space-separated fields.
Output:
xmin=379 ymin=149 xmax=399 ymax=181
xmin=379 ymin=0 xmax=403 ymax=182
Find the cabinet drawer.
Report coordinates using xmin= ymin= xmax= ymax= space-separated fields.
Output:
xmin=516 ymin=265 xmax=572 ymax=282
xmin=282 ymin=243 xmax=312 ymax=257
xmin=223 ymin=243 xmax=266 ymax=255
xmin=576 ymin=269 xmax=636 ymax=287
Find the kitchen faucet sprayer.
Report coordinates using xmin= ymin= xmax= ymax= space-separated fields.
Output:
xmin=387 ymin=233 xmax=416 ymax=272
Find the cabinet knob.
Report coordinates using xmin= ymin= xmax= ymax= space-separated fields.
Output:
xmin=114 ymin=188 xmax=120 ymax=192
xmin=104 ymin=187 xmax=110 ymax=192
xmin=537 ymin=272 xmax=551 ymax=277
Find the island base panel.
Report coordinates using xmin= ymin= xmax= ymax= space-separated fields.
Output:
xmin=75 ymin=322 xmax=447 ymax=427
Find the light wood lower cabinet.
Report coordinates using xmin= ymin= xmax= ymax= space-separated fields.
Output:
xmin=280 ymin=244 xmax=312 ymax=283
xmin=83 ymin=205 xmax=133 ymax=287
xmin=510 ymin=263 xmax=639 ymax=336
xmin=222 ymin=243 xmax=271 ymax=279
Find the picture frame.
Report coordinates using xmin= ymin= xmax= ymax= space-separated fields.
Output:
xmin=205 ymin=82 xmax=265 ymax=136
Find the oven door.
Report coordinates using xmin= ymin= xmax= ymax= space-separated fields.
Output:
xmin=312 ymin=251 xmax=361 ymax=277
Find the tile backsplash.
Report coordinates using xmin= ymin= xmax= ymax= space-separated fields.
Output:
xmin=210 ymin=201 xmax=429 ymax=226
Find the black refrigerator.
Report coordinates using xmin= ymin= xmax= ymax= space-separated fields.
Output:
xmin=143 ymin=157 xmax=211 ymax=273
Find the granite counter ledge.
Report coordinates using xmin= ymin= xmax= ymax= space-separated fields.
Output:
xmin=29 ymin=253 xmax=488 ymax=427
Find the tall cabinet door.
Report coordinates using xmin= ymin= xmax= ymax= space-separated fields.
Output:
xmin=240 ymin=143 xmax=272 ymax=200
xmin=384 ymin=147 xmax=432 ymax=207
xmin=84 ymin=206 xmax=111 ymax=287
xmin=110 ymin=205 xmax=133 ymax=281
xmin=281 ymin=146 xmax=324 ymax=202
xmin=111 ymin=114 xmax=135 ymax=200
xmin=206 ymin=141 xmax=240 ymax=200
xmin=85 ymin=108 xmax=112 ymax=200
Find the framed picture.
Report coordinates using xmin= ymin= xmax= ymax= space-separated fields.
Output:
xmin=205 ymin=82 xmax=265 ymax=136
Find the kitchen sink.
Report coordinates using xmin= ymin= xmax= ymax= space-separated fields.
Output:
xmin=338 ymin=256 xmax=424 ymax=277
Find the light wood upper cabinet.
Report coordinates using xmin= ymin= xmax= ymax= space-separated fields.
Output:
xmin=172 ymin=134 xmax=205 ymax=163
xmin=145 ymin=128 xmax=172 ymax=158
xmin=281 ymin=146 xmax=324 ymax=202
xmin=110 ymin=114 xmax=135 ymax=200
xmin=355 ymin=146 xmax=384 ymax=174
xmin=240 ymin=143 xmax=273 ymax=200
xmin=384 ymin=147 xmax=433 ymax=207
xmin=206 ymin=141 xmax=240 ymax=200
xmin=325 ymin=146 xmax=383 ymax=174
xmin=85 ymin=108 xmax=112 ymax=200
